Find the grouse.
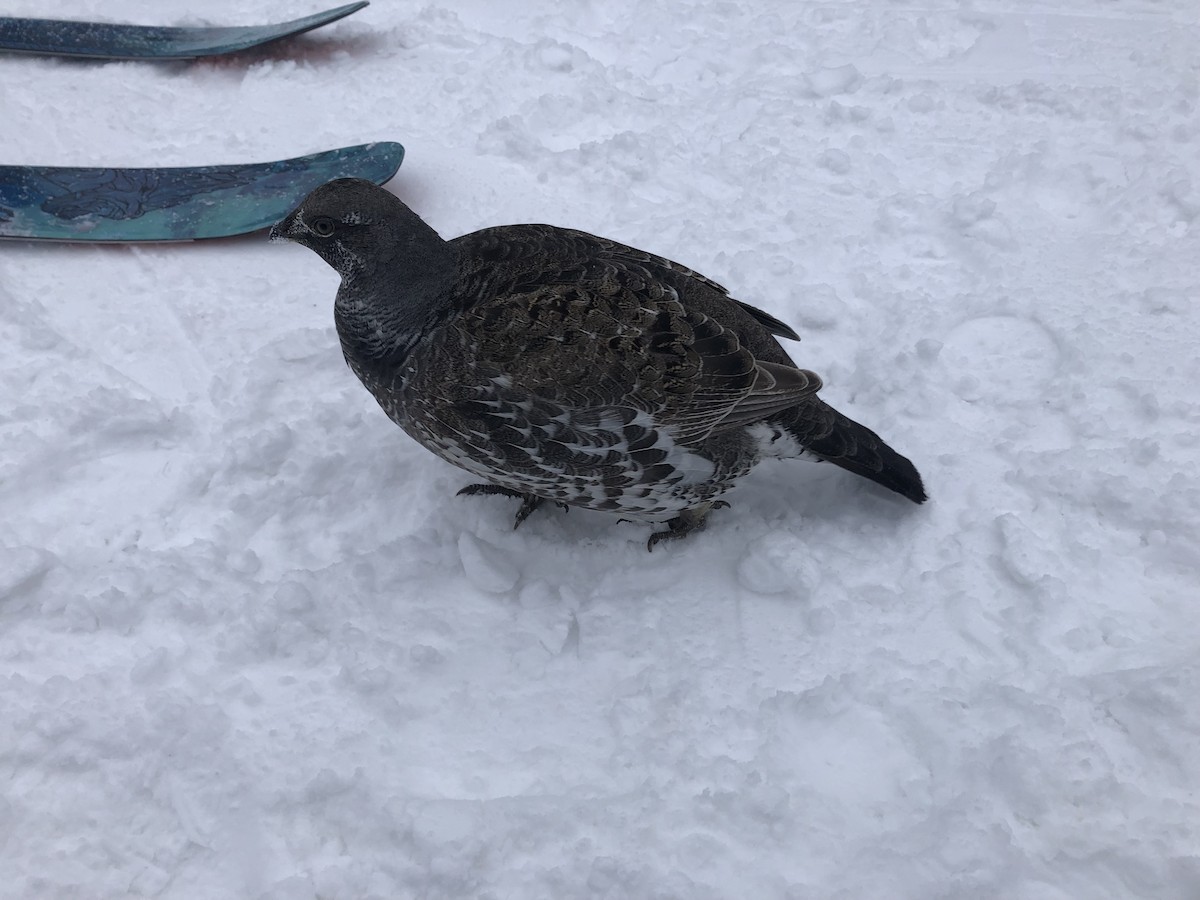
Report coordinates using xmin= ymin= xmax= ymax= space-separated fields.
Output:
xmin=271 ymin=178 xmax=926 ymax=549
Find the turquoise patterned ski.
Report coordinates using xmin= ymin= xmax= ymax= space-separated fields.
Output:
xmin=0 ymin=142 xmax=404 ymax=243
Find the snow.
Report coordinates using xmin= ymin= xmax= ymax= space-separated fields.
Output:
xmin=2 ymin=0 xmax=1198 ymax=897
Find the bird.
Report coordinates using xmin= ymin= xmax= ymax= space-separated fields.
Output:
xmin=271 ymin=178 xmax=926 ymax=550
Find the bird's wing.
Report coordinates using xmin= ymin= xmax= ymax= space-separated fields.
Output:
xmin=732 ymin=301 xmax=801 ymax=341
xmin=449 ymin=226 xmax=820 ymax=445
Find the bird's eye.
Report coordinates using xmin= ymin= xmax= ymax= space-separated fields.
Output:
xmin=309 ymin=216 xmax=337 ymax=238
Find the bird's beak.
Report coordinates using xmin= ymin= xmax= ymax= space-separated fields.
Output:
xmin=269 ymin=210 xmax=298 ymax=243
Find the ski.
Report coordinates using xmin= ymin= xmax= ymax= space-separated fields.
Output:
xmin=0 ymin=2 xmax=367 ymax=61
xmin=0 ymin=142 xmax=404 ymax=243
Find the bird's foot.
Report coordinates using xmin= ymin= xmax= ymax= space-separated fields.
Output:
xmin=646 ymin=501 xmax=730 ymax=551
xmin=457 ymin=483 xmax=569 ymax=529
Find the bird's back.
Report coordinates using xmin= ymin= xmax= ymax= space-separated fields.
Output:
xmin=448 ymin=223 xmax=801 ymax=367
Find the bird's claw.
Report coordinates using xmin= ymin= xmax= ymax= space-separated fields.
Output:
xmin=646 ymin=501 xmax=729 ymax=551
xmin=457 ymin=483 xmax=568 ymax=529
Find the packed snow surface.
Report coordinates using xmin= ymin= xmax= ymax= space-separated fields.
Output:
xmin=2 ymin=1 xmax=1198 ymax=897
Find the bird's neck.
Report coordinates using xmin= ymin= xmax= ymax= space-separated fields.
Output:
xmin=333 ymin=254 xmax=458 ymax=380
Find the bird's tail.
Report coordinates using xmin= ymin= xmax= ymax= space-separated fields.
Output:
xmin=775 ymin=400 xmax=928 ymax=504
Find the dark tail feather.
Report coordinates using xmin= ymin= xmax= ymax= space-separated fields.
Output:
xmin=781 ymin=401 xmax=928 ymax=504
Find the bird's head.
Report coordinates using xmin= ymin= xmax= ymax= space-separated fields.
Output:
xmin=272 ymin=178 xmax=459 ymax=362
xmin=270 ymin=178 xmax=451 ymax=288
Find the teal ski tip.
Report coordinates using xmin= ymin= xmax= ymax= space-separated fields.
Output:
xmin=0 ymin=142 xmax=404 ymax=243
xmin=0 ymin=2 xmax=368 ymax=61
